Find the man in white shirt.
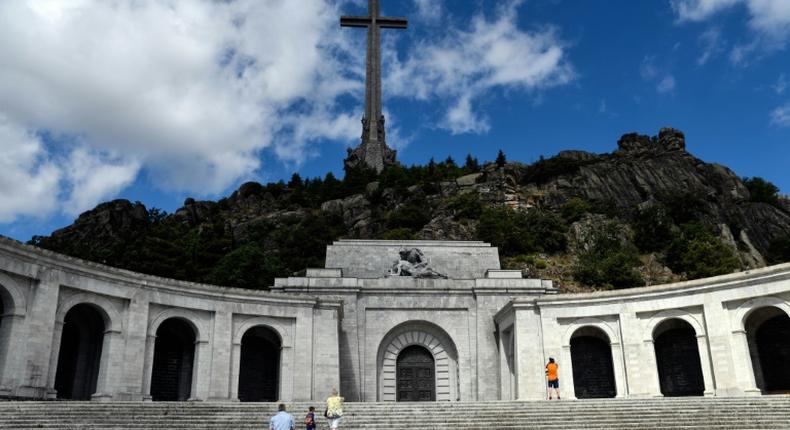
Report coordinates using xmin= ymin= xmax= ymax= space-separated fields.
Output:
xmin=269 ymin=403 xmax=295 ymax=430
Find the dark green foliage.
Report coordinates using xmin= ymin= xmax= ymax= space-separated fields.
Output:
xmin=476 ymin=207 xmax=567 ymax=257
xmin=209 ymin=244 xmax=285 ymax=290
xmin=633 ymin=205 xmax=675 ymax=252
xmin=446 ymin=194 xmax=483 ymax=220
xmin=572 ymin=223 xmax=642 ymax=289
xmin=464 ymin=154 xmax=480 ymax=172
xmin=665 ymin=223 xmax=740 ymax=279
xmin=495 ymin=150 xmax=506 ymax=168
xmin=387 ymin=202 xmax=431 ymax=232
xmin=767 ymin=234 xmax=790 ymax=264
xmin=744 ymin=177 xmax=781 ymax=207
xmin=378 ymin=228 xmax=417 ymax=240
xmin=561 ymin=198 xmax=592 ymax=223
xmin=522 ymin=155 xmax=596 ymax=185
xmin=657 ymin=191 xmax=708 ymax=225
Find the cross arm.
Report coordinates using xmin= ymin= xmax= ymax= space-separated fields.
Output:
xmin=377 ymin=16 xmax=408 ymax=29
xmin=340 ymin=16 xmax=371 ymax=27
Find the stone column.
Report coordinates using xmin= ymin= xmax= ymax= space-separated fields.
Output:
xmin=644 ymin=339 xmax=663 ymax=397
xmin=207 ymin=311 xmax=232 ymax=401
xmin=229 ymin=341 xmax=241 ymax=401
xmin=696 ymin=334 xmax=716 ymax=396
xmin=189 ymin=339 xmax=211 ymax=401
xmin=513 ymin=302 xmax=546 ymax=400
xmin=44 ymin=320 xmax=64 ymax=399
xmin=730 ymin=329 xmax=761 ymax=395
xmin=560 ymin=344 xmax=575 ymax=399
xmin=141 ymin=334 xmax=156 ymax=401
xmin=122 ymin=296 xmax=149 ymax=401
xmin=91 ymin=329 xmax=122 ymax=401
xmin=611 ymin=341 xmax=627 ymax=398
xmin=0 ymin=313 xmax=25 ymax=394
xmin=18 ymin=272 xmax=60 ymax=399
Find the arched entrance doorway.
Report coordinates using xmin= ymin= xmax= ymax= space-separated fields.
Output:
xmin=745 ymin=307 xmax=790 ymax=393
xmin=54 ymin=304 xmax=105 ymax=400
xmin=396 ymin=345 xmax=435 ymax=402
xmin=653 ymin=319 xmax=705 ymax=396
xmin=150 ymin=318 xmax=196 ymax=401
xmin=238 ymin=326 xmax=281 ymax=402
xmin=570 ymin=327 xmax=616 ymax=398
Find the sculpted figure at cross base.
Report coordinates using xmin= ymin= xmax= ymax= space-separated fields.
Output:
xmin=388 ymin=248 xmax=447 ymax=279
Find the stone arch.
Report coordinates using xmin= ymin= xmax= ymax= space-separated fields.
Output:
xmin=148 ymin=308 xmax=209 ymax=342
xmin=150 ymin=317 xmax=198 ymax=401
xmin=232 ymin=318 xmax=291 ymax=347
xmin=56 ymin=293 xmax=123 ymax=334
xmin=743 ymin=305 xmax=790 ymax=393
xmin=568 ymin=325 xmax=616 ymax=398
xmin=646 ymin=310 xmax=705 ymax=340
xmin=0 ymin=272 xmax=26 ymax=316
xmin=377 ymin=321 xmax=459 ymax=402
xmin=54 ymin=303 xmax=107 ymax=400
xmin=237 ymin=325 xmax=282 ymax=402
xmin=562 ymin=317 xmax=620 ymax=347
xmin=652 ymin=318 xmax=705 ymax=396
xmin=733 ymin=296 xmax=790 ymax=332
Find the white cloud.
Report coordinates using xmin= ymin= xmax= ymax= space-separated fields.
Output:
xmin=0 ymin=0 xmax=363 ymax=222
xmin=657 ymin=76 xmax=677 ymax=93
xmin=773 ymin=73 xmax=788 ymax=94
xmin=770 ymin=104 xmax=790 ymax=127
xmin=671 ymin=0 xmax=741 ymax=22
xmin=672 ymin=0 xmax=790 ymax=44
xmin=697 ymin=27 xmax=725 ymax=64
xmin=385 ymin=1 xmax=573 ymax=134
xmin=0 ymin=116 xmax=61 ymax=223
xmin=413 ymin=0 xmax=442 ymax=21
xmin=640 ymin=56 xmax=676 ymax=94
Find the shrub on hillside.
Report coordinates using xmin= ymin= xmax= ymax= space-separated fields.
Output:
xmin=476 ymin=207 xmax=567 ymax=257
xmin=633 ymin=204 xmax=675 ymax=252
xmin=209 ymin=244 xmax=285 ymax=290
xmin=665 ymin=223 xmax=740 ymax=279
xmin=572 ymin=222 xmax=642 ymax=289
xmin=561 ymin=197 xmax=592 ymax=223
xmin=767 ymin=234 xmax=790 ymax=264
xmin=744 ymin=177 xmax=781 ymax=208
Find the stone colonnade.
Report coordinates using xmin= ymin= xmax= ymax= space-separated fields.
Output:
xmin=495 ymin=264 xmax=790 ymax=400
xmin=0 ymin=238 xmax=341 ymax=401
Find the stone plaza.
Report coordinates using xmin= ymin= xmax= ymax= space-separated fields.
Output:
xmin=0 ymin=235 xmax=788 ymax=403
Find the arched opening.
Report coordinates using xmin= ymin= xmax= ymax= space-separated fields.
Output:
xmin=151 ymin=318 xmax=196 ymax=401
xmin=238 ymin=326 xmax=281 ymax=402
xmin=653 ymin=319 xmax=705 ymax=396
xmin=54 ymin=304 xmax=106 ymax=400
xmin=570 ymin=327 xmax=616 ymax=398
xmin=745 ymin=306 xmax=790 ymax=393
xmin=396 ymin=345 xmax=435 ymax=401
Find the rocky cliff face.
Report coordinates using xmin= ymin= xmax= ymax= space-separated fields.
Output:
xmin=30 ymin=128 xmax=790 ymax=290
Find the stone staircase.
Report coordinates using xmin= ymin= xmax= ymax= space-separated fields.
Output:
xmin=1 ymin=397 xmax=789 ymax=429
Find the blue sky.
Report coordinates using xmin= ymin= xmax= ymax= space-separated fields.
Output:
xmin=1 ymin=0 xmax=789 ymax=241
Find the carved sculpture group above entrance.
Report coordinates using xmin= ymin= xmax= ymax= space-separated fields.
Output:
xmin=388 ymin=248 xmax=447 ymax=279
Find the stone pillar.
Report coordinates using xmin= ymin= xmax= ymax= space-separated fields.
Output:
xmin=92 ymin=329 xmax=122 ymax=401
xmin=696 ymin=334 xmax=716 ymax=396
xmin=611 ymin=341 xmax=627 ymax=398
xmin=730 ymin=329 xmax=761 ymax=395
xmin=17 ymin=272 xmax=60 ymax=398
xmin=290 ymin=309 xmax=312 ymax=401
xmin=229 ymin=341 xmax=241 ymax=401
xmin=141 ymin=334 xmax=156 ymax=401
xmin=644 ymin=339 xmax=663 ymax=397
xmin=123 ymin=296 xmax=149 ymax=401
xmin=702 ymin=301 xmax=740 ymax=395
xmin=513 ymin=302 xmax=546 ymax=400
xmin=0 ymin=314 xmax=25 ymax=394
xmin=560 ymin=344 xmax=575 ymax=399
xmin=189 ymin=339 xmax=211 ymax=401
xmin=44 ymin=320 xmax=64 ymax=399
xmin=207 ymin=311 xmax=232 ymax=401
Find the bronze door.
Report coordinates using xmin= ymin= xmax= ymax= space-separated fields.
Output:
xmin=396 ymin=345 xmax=435 ymax=401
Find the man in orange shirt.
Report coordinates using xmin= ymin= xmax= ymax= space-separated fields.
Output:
xmin=546 ymin=357 xmax=560 ymax=400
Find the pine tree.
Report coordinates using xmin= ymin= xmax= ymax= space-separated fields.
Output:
xmin=495 ymin=150 xmax=507 ymax=168
xmin=464 ymin=154 xmax=480 ymax=172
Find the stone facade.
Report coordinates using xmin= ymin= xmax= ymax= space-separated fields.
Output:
xmin=0 ymin=236 xmax=789 ymax=402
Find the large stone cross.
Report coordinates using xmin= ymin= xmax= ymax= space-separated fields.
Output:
xmin=341 ymin=0 xmax=406 ymax=172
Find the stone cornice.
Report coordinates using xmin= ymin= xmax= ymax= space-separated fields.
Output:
xmin=0 ymin=235 xmax=338 ymax=308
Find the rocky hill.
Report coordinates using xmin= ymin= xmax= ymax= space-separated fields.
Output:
xmin=30 ymin=128 xmax=790 ymax=292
